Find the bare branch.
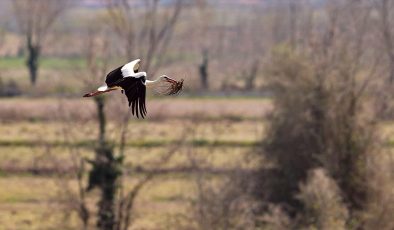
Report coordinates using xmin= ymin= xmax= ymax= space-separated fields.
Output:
xmin=104 ymin=0 xmax=183 ymax=75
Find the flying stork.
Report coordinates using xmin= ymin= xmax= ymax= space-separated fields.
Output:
xmin=83 ymin=59 xmax=183 ymax=118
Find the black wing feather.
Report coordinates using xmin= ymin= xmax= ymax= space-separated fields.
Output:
xmin=116 ymin=77 xmax=147 ymax=118
xmin=105 ymin=66 xmax=123 ymax=87
xmin=136 ymin=82 xmax=145 ymax=118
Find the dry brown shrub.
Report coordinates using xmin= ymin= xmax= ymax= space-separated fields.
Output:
xmin=191 ymin=172 xmax=258 ymax=230
xmin=296 ymin=168 xmax=349 ymax=230
xmin=259 ymin=42 xmax=378 ymax=212
xmin=362 ymin=151 xmax=394 ymax=230
xmin=258 ymin=204 xmax=293 ymax=230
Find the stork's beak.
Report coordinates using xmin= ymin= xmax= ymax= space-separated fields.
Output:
xmin=164 ymin=76 xmax=178 ymax=84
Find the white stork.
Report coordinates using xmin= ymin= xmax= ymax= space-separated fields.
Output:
xmin=83 ymin=59 xmax=183 ymax=118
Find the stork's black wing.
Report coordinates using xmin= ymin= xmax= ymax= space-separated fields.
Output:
xmin=105 ymin=66 xmax=123 ymax=87
xmin=117 ymin=77 xmax=147 ymax=118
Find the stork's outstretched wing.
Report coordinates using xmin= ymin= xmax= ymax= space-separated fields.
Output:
xmin=117 ymin=77 xmax=147 ymax=118
xmin=105 ymin=59 xmax=141 ymax=87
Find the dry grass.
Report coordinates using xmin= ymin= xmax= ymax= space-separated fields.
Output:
xmin=0 ymin=98 xmax=264 ymax=229
xmin=0 ymin=146 xmax=258 ymax=175
xmin=0 ymin=115 xmax=385 ymax=148
xmin=0 ymin=97 xmax=271 ymax=122
xmin=0 ymin=119 xmax=263 ymax=148
xmin=0 ymin=175 xmax=195 ymax=230
xmin=1 ymin=94 xmax=393 ymax=229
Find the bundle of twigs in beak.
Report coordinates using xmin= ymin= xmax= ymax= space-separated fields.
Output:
xmin=157 ymin=76 xmax=184 ymax=95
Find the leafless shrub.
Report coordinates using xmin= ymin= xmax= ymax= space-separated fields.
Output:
xmin=192 ymin=172 xmax=257 ymax=230
xmin=260 ymin=42 xmax=378 ymax=213
xmin=362 ymin=151 xmax=394 ymax=230
xmin=258 ymin=204 xmax=293 ymax=230
xmin=296 ymin=168 xmax=349 ymax=230
xmin=180 ymin=115 xmax=257 ymax=230
xmin=256 ymin=0 xmax=382 ymax=222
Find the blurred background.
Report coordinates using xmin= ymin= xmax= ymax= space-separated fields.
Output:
xmin=0 ymin=0 xmax=394 ymax=229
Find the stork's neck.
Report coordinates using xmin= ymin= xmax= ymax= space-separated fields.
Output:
xmin=145 ymin=76 xmax=163 ymax=88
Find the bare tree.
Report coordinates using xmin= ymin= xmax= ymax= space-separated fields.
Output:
xmin=12 ymin=0 xmax=71 ymax=85
xmin=59 ymin=10 xmax=187 ymax=228
xmin=267 ymin=0 xmax=314 ymax=50
xmin=244 ymin=59 xmax=259 ymax=91
xmin=104 ymin=0 xmax=183 ymax=75
xmin=82 ymin=26 xmax=122 ymax=230
xmin=199 ymin=49 xmax=209 ymax=90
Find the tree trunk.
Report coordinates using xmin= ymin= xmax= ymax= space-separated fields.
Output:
xmin=96 ymin=145 xmax=117 ymax=230
xmin=97 ymin=97 xmax=106 ymax=147
xmin=244 ymin=60 xmax=259 ymax=91
xmin=26 ymin=36 xmax=40 ymax=85
xmin=87 ymin=96 xmax=121 ymax=230
xmin=199 ymin=50 xmax=209 ymax=90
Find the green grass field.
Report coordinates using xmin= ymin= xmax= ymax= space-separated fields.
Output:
xmin=0 ymin=57 xmax=85 ymax=70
